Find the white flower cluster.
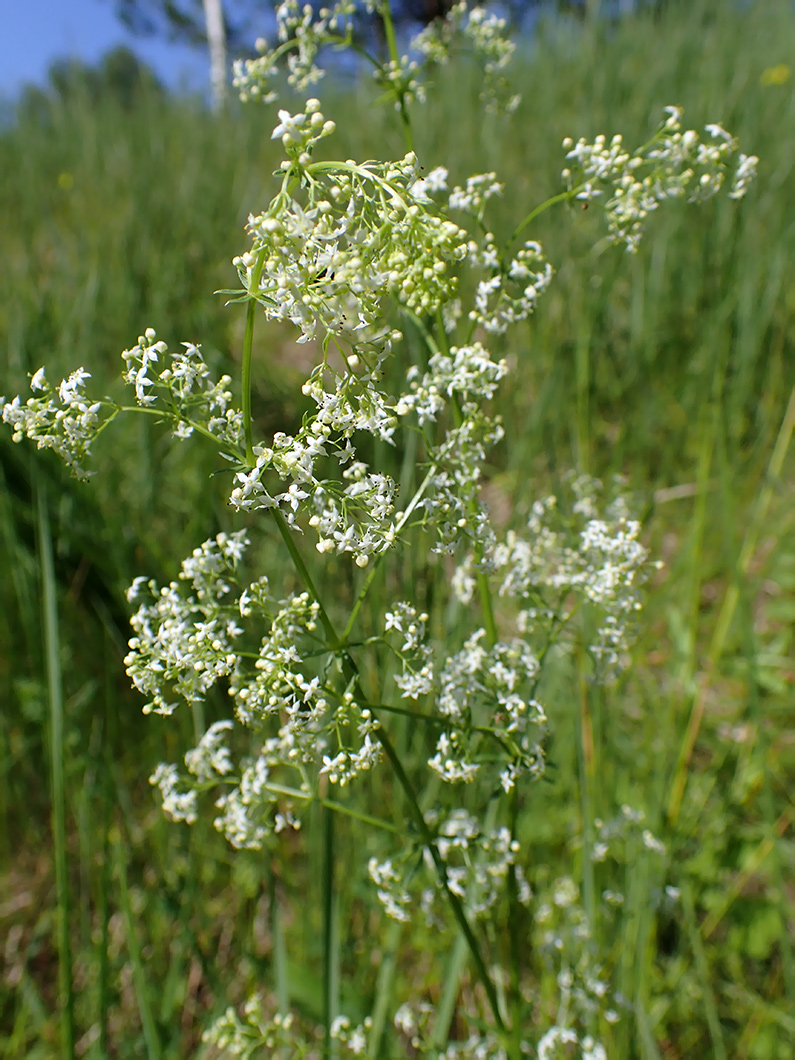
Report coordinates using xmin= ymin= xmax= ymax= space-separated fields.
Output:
xmin=410 ymin=163 xmax=450 ymax=203
xmin=224 ymin=109 xmax=488 ymax=562
xmin=1 ymin=366 xmax=102 ymax=479
xmin=121 ymin=328 xmax=244 ymax=450
xmin=467 ymin=234 xmax=554 ymax=335
xmin=476 ymin=477 xmax=658 ymax=679
xmin=369 ymin=807 xmax=531 ymax=925
xmin=329 ymin=1014 xmax=372 ymax=1055
xmin=238 ymin=120 xmax=468 ymax=343
xmin=1 ymin=330 xmax=245 ymax=481
xmin=537 ymin=1027 xmax=607 ymax=1060
xmin=212 ymin=745 xmax=303 ymax=850
xmin=394 ymin=342 xmax=510 ymax=556
xmin=203 ymin=1002 xmax=314 ymax=1058
xmin=230 ymin=589 xmax=382 ymax=790
xmin=431 ymin=631 xmax=546 ymax=789
xmin=385 ymin=605 xmax=546 ymax=790
xmin=234 ymin=1 xmax=519 ymax=112
xmin=229 ymin=366 xmax=402 ymax=564
xmin=395 ymin=1002 xmax=509 ymax=1059
xmin=422 ymin=414 xmax=502 ymax=557
xmin=269 ymin=96 xmax=337 ymax=158
xmin=385 ymin=602 xmax=434 ymax=700
xmin=448 ymin=171 xmax=504 ymax=217
xmin=125 ymin=531 xmax=248 ymax=716
xmin=531 ymin=806 xmax=668 ymax=1055
xmin=562 ymin=106 xmax=758 ymax=250
xmin=148 ymin=763 xmax=198 ymax=824
xmin=411 ymin=2 xmax=519 ymax=112
xmin=590 ymin=804 xmax=667 ymax=865
xmin=202 ymin=1000 xmax=371 ymax=1058
xmin=534 ymin=878 xmax=615 ymax=1058
xmin=378 ymin=54 xmax=426 ymax=106
xmin=233 ymin=0 xmax=357 ymax=98
xmin=396 ymin=341 xmax=509 ymax=422
xmin=128 ymin=532 xmax=386 ymax=843
xmin=184 ymin=719 xmax=235 ymax=780
xmin=445 ymin=181 xmax=553 ymax=344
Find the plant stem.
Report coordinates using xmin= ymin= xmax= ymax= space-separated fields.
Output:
xmin=322 ymin=802 xmax=338 ymax=1060
xmin=508 ymin=189 xmax=574 ymax=247
xmin=36 ymin=479 xmax=76 ymax=1060
xmin=341 ymin=463 xmax=437 ymax=643
xmin=380 ymin=0 xmax=414 ymax=154
xmin=242 ymin=252 xmax=267 ymax=464
xmin=376 ymin=726 xmax=507 ymax=1036
xmin=272 ymin=509 xmax=507 ymax=1036
xmin=507 ymin=786 xmax=523 ymax=1059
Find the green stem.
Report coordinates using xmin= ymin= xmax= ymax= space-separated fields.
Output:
xmin=477 ymin=570 xmax=498 ymax=648
xmin=322 ymin=804 xmax=337 ymax=1060
xmin=242 ymin=252 xmax=267 ymax=464
xmin=507 ymin=786 xmax=522 ymax=1058
xmin=253 ymin=780 xmax=404 ymax=834
xmin=508 ymin=189 xmax=576 ymax=248
xmin=341 ymin=463 xmax=438 ymax=643
xmin=376 ymin=726 xmax=507 ymax=1035
xmin=37 ymin=479 xmax=76 ymax=1060
xmin=271 ymin=508 xmax=339 ymax=646
xmin=110 ymin=405 xmax=245 ymax=460
xmin=272 ymin=510 xmax=506 ymax=1034
xmin=379 ymin=0 xmax=414 ymax=154
xmin=577 ymin=638 xmax=596 ymax=932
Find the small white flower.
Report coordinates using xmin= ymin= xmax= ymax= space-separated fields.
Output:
xmin=271 ymin=108 xmax=307 ymax=142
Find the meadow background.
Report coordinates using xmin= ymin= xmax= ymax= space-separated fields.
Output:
xmin=1 ymin=0 xmax=794 ymax=1056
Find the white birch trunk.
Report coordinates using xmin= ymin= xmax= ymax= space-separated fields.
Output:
xmin=203 ymin=0 xmax=227 ymax=110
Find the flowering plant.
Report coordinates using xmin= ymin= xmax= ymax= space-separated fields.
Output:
xmin=1 ymin=3 xmax=757 ymax=1056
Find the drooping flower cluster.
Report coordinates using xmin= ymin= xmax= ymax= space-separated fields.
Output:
xmin=121 ymin=329 xmax=244 ymax=450
xmin=385 ymin=604 xmax=546 ymax=791
xmin=369 ymin=806 xmax=531 ymax=925
xmin=448 ymin=476 xmax=662 ymax=681
xmin=467 ymin=234 xmax=554 ymax=335
xmin=234 ymin=1 xmax=519 ymax=112
xmin=1 ymin=366 xmax=102 ymax=479
xmin=562 ymin=106 xmax=758 ymax=250
xmin=128 ymin=531 xmax=383 ymax=845
xmin=411 ymin=1 xmax=519 ymax=112
xmin=394 ymin=341 xmax=509 ymax=556
xmin=531 ymin=809 xmax=671 ymax=1058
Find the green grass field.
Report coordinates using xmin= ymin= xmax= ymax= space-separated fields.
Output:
xmin=1 ymin=1 xmax=794 ymax=1056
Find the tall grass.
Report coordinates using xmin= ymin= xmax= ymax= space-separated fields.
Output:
xmin=1 ymin=0 xmax=793 ymax=1055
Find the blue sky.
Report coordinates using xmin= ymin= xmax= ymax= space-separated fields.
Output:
xmin=0 ymin=0 xmax=211 ymax=100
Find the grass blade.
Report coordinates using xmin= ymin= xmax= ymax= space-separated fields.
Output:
xmin=36 ymin=476 xmax=76 ymax=1060
xmin=114 ymin=830 xmax=163 ymax=1059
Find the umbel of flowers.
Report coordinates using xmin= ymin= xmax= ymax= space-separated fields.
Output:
xmin=1 ymin=2 xmax=757 ymax=1056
